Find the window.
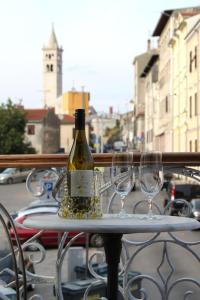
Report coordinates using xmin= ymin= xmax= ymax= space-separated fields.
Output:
xmin=165 ymin=96 xmax=168 ymax=113
xmin=195 ymin=93 xmax=198 ymax=116
xmin=195 ymin=139 xmax=198 ymax=152
xmin=50 ymin=64 xmax=53 ymax=72
xmin=27 ymin=125 xmax=35 ymax=135
xmin=190 ymin=96 xmax=192 ymax=118
xmin=46 ymin=64 xmax=50 ymax=72
xmin=189 ymin=140 xmax=192 ymax=152
xmin=194 ymin=46 xmax=197 ymax=68
xmin=189 ymin=51 xmax=192 ymax=72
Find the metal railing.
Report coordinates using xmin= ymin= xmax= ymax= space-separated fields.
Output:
xmin=0 ymin=152 xmax=200 ymax=300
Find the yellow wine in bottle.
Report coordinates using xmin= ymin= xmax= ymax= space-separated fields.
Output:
xmin=67 ymin=109 xmax=94 ymax=216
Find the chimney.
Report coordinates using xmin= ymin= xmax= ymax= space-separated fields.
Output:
xmin=15 ymin=104 xmax=24 ymax=109
xmin=147 ymin=39 xmax=151 ymax=51
xmin=109 ymin=106 xmax=113 ymax=115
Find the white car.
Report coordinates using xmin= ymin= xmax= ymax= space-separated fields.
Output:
xmin=190 ymin=199 xmax=200 ymax=221
xmin=0 ymin=168 xmax=31 ymax=184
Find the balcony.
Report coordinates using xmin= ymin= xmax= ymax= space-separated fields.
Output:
xmin=0 ymin=153 xmax=200 ymax=299
xmin=135 ymin=103 xmax=145 ymax=117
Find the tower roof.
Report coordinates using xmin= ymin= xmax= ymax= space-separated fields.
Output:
xmin=47 ymin=26 xmax=58 ymax=49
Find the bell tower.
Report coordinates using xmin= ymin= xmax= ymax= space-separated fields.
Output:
xmin=42 ymin=26 xmax=63 ymax=108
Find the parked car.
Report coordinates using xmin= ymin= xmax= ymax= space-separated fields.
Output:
xmin=0 ymin=248 xmax=14 ymax=285
xmin=0 ymin=168 xmax=31 ymax=184
xmin=0 ymin=283 xmax=16 ymax=299
xmin=113 ymin=141 xmax=126 ymax=152
xmin=103 ymin=144 xmax=113 ymax=153
xmin=190 ymin=199 xmax=200 ymax=221
xmin=9 ymin=200 xmax=103 ymax=248
xmin=164 ymin=180 xmax=200 ymax=215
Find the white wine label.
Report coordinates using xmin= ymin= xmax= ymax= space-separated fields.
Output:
xmin=70 ymin=170 xmax=94 ymax=197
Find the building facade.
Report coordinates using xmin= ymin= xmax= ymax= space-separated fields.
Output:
xmin=133 ymin=45 xmax=157 ymax=151
xmin=90 ymin=113 xmax=118 ymax=153
xmin=139 ymin=6 xmax=200 ymax=152
xmin=120 ymin=110 xmax=135 ymax=150
xmin=185 ymin=16 xmax=200 ymax=153
xmin=60 ymin=115 xmax=75 ymax=154
xmin=140 ymin=51 xmax=159 ymax=151
xmin=133 ymin=52 xmax=149 ymax=150
xmin=25 ymin=108 xmax=86 ymax=154
xmin=25 ymin=108 xmax=60 ymax=154
xmin=152 ymin=10 xmax=174 ymax=152
xmin=56 ymin=89 xmax=90 ymax=116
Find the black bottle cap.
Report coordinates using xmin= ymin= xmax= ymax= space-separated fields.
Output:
xmin=75 ymin=109 xmax=85 ymax=129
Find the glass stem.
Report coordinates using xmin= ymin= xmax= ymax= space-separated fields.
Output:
xmin=148 ymin=196 xmax=153 ymax=217
xmin=121 ymin=196 xmax=125 ymax=211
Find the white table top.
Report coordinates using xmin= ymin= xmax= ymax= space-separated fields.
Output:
xmin=23 ymin=213 xmax=200 ymax=234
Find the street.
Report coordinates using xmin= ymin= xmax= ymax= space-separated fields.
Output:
xmin=0 ymin=182 xmax=200 ymax=299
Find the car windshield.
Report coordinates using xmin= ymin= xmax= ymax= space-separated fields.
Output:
xmin=194 ymin=201 xmax=200 ymax=209
xmin=1 ymin=168 xmax=15 ymax=174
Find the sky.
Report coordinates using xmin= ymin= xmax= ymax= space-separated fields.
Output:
xmin=0 ymin=0 xmax=200 ymax=114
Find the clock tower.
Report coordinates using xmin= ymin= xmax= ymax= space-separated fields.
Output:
xmin=42 ymin=26 xmax=63 ymax=108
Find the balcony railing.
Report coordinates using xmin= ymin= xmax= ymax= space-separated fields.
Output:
xmin=1 ymin=152 xmax=200 ymax=300
xmin=135 ymin=103 xmax=145 ymax=117
xmin=1 ymin=152 xmax=200 ymax=167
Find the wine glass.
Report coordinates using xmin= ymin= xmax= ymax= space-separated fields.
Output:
xmin=139 ymin=151 xmax=163 ymax=220
xmin=111 ymin=151 xmax=134 ymax=218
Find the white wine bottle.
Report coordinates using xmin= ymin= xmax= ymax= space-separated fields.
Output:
xmin=67 ymin=109 xmax=94 ymax=216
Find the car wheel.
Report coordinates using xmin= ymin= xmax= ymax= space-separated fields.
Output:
xmin=26 ymin=263 xmax=36 ymax=291
xmin=90 ymin=234 xmax=104 ymax=248
xmin=26 ymin=239 xmax=41 ymax=251
xmin=7 ymin=178 xmax=13 ymax=184
xmin=19 ymin=254 xmax=36 ymax=291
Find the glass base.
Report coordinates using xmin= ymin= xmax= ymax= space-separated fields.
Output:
xmin=140 ymin=214 xmax=162 ymax=221
xmin=118 ymin=208 xmax=135 ymax=218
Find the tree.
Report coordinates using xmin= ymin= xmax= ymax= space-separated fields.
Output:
xmin=0 ymin=99 xmax=36 ymax=154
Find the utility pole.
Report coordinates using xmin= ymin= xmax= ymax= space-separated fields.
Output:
xmin=81 ymin=86 xmax=85 ymax=110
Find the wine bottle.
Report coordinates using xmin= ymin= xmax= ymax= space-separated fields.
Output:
xmin=67 ymin=109 xmax=94 ymax=215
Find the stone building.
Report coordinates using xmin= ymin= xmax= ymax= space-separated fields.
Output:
xmin=152 ymin=7 xmax=200 ymax=152
xmin=60 ymin=114 xmax=75 ymax=153
xmin=140 ymin=50 xmax=159 ymax=151
xmin=42 ymin=26 xmax=63 ymax=108
xmin=185 ymin=15 xmax=200 ymax=152
xmin=133 ymin=42 xmax=157 ymax=151
xmin=25 ymin=108 xmax=60 ymax=154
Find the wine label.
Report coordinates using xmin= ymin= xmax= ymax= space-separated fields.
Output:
xmin=70 ymin=170 xmax=94 ymax=197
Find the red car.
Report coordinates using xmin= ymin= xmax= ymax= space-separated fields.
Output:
xmin=9 ymin=201 xmax=103 ymax=249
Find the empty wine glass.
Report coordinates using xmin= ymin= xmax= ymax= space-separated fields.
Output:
xmin=139 ymin=151 xmax=163 ymax=220
xmin=111 ymin=151 xmax=134 ymax=218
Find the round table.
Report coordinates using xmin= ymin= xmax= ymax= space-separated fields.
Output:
xmin=24 ymin=214 xmax=200 ymax=300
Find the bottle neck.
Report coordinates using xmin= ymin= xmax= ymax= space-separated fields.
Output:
xmin=75 ymin=115 xmax=85 ymax=130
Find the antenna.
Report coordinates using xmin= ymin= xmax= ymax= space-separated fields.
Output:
xmin=72 ymin=80 xmax=76 ymax=91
